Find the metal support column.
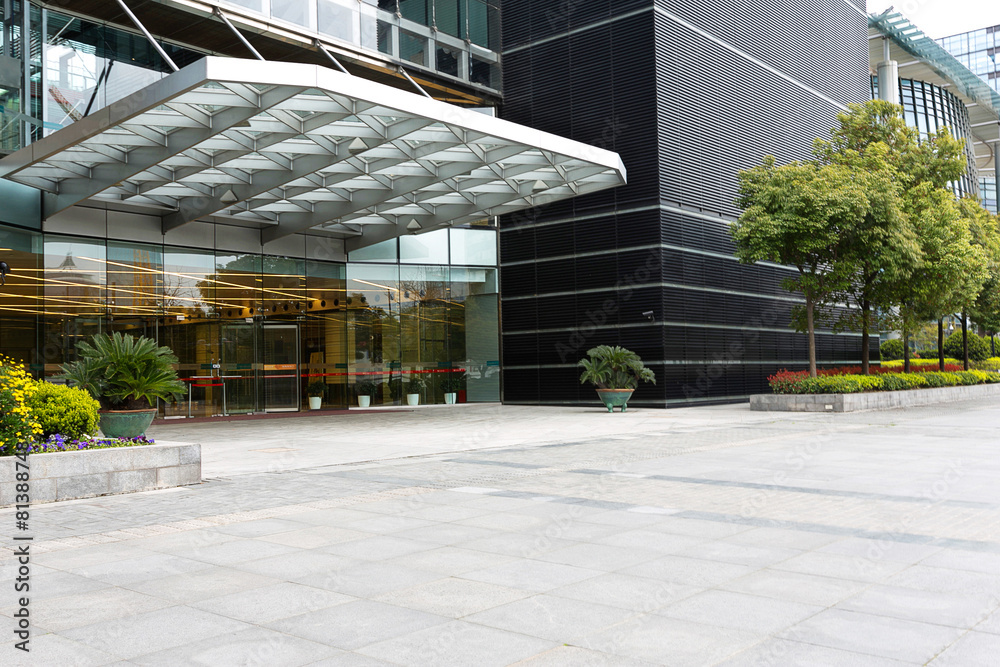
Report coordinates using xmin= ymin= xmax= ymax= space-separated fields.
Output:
xmin=113 ymin=0 xmax=179 ymax=71
xmin=214 ymin=8 xmax=265 ymax=61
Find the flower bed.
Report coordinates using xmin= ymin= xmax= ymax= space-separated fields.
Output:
xmin=769 ymin=366 xmax=999 ymax=394
xmin=20 ymin=434 xmax=154 ymax=455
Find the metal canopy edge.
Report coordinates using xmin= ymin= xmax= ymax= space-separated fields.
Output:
xmin=0 ymin=57 xmax=626 ymax=250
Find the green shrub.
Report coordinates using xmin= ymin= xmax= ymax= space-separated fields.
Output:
xmin=26 ymin=382 xmax=100 ymax=439
xmin=943 ymin=332 xmax=991 ymax=362
xmin=797 ymin=375 xmax=882 ymax=394
xmin=954 ymin=370 xmax=988 ymax=385
xmin=879 ymin=339 xmax=905 ymax=361
xmin=975 ymin=357 xmax=1000 ymax=372
xmin=984 ymin=372 xmax=1000 ymax=384
xmin=894 ymin=373 xmax=929 ymax=389
xmin=881 ymin=358 xmax=961 ymax=368
xmin=921 ymin=371 xmax=961 ymax=387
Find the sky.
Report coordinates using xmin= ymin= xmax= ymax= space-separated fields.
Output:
xmin=873 ymin=1 xmax=1000 ymax=38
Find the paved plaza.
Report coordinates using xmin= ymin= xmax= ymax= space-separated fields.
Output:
xmin=3 ymin=400 xmax=1000 ymax=665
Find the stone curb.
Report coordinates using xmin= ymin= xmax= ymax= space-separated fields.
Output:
xmin=0 ymin=442 xmax=201 ymax=506
xmin=750 ymin=382 xmax=1000 ymax=413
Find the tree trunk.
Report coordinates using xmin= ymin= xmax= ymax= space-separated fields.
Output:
xmin=860 ymin=298 xmax=870 ymax=375
xmin=962 ymin=310 xmax=969 ymax=370
xmin=938 ymin=319 xmax=945 ymax=371
xmin=903 ymin=329 xmax=911 ymax=374
xmin=806 ymin=294 xmax=817 ymax=378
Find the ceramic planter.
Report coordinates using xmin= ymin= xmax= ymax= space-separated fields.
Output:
xmin=358 ymin=395 xmax=372 ymax=408
xmin=308 ymin=396 xmax=322 ymax=410
xmin=444 ymin=392 xmax=457 ymax=404
xmin=595 ymin=388 xmax=634 ymax=413
xmin=406 ymin=393 xmax=420 ymax=406
xmin=99 ymin=409 xmax=157 ymax=438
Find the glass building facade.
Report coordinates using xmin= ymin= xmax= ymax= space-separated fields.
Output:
xmin=0 ymin=222 xmax=499 ymax=415
xmin=219 ymin=0 xmax=500 ymax=89
xmin=938 ymin=25 xmax=999 ymax=213
xmin=871 ymin=75 xmax=979 ymax=200
xmin=0 ymin=0 xmax=502 ymax=415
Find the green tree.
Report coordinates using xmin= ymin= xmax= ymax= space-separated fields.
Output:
xmin=815 ymin=101 xmax=965 ymax=373
xmin=891 ymin=184 xmax=988 ymax=371
xmin=733 ymin=157 xmax=878 ymax=377
xmin=962 ymin=198 xmax=1000 ymax=352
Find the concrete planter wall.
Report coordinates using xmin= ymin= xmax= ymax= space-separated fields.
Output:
xmin=751 ymin=382 xmax=1000 ymax=413
xmin=0 ymin=442 xmax=200 ymax=507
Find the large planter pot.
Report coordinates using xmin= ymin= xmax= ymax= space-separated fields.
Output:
xmin=595 ymin=389 xmax=634 ymax=413
xmin=99 ymin=409 xmax=157 ymax=438
xmin=406 ymin=393 xmax=420 ymax=406
xmin=444 ymin=392 xmax=457 ymax=404
xmin=308 ymin=396 xmax=322 ymax=410
xmin=358 ymin=395 xmax=372 ymax=408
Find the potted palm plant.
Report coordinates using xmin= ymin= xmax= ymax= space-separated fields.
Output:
xmin=306 ymin=380 xmax=326 ymax=410
xmin=405 ymin=375 xmax=424 ymax=406
xmin=578 ymin=345 xmax=656 ymax=412
xmin=60 ymin=332 xmax=187 ymax=437
xmin=439 ymin=373 xmax=465 ymax=404
xmin=354 ymin=378 xmax=378 ymax=408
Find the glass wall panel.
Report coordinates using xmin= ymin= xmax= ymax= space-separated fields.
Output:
xmin=436 ymin=44 xmax=460 ymax=77
xmin=42 ymin=236 xmax=106 ymax=375
xmin=319 ymin=0 xmax=358 ymax=43
xmin=450 ymin=227 xmax=496 ymax=265
xmin=0 ymin=225 xmax=41 ymax=369
xmin=399 ymin=264 xmax=448 ymax=403
xmin=434 ymin=0 xmax=462 ymax=38
xmin=216 ymin=253 xmax=262 ymax=414
xmin=449 ymin=267 xmax=498 ymax=401
xmin=304 ymin=260 xmax=348 ymax=408
xmin=222 ymin=0 xmax=265 ymax=12
xmin=400 ymin=228 xmax=448 ymax=264
xmin=399 ymin=29 xmax=428 ymax=66
xmin=349 ymin=238 xmax=398 ymax=262
xmin=161 ymin=248 xmax=218 ymax=417
xmin=272 ymin=0 xmax=313 ymax=28
xmin=107 ymin=241 xmax=162 ymax=341
xmin=400 ymin=0 xmax=429 ymax=24
xmin=347 ymin=264 xmax=399 ymax=405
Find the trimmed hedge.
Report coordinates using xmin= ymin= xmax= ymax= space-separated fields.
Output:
xmin=769 ymin=368 xmax=997 ymax=394
xmin=879 ymin=339 xmax=905 ymax=361
xmin=943 ymin=332 xmax=991 ymax=362
xmin=976 ymin=357 xmax=1000 ymax=372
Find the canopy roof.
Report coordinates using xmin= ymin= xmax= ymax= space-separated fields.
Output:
xmin=0 ymin=57 xmax=625 ymax=249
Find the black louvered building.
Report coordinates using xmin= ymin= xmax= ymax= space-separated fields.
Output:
xmin=498 ymin=0 xmax=873 ymax=406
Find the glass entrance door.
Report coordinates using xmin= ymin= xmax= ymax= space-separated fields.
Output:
xmin=221 ymin=322 xmax=258 ymax=414
xmin=262 ymin=324 xmax=300 ymax=412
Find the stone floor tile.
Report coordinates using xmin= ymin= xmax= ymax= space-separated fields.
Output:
xmin=583 ymin=615 xmax=761 ymax=666
xmin=465 ymin=595 xmax=638 ymax=642
xmin=211 ymin=518 xmax=314 ymax=538
xmin=190 ymin=582 xmax=354 ymax=623
xmin=25 ymin=586 xmax=171 ymax=632
xmin=374 ymin=576 xmax=530 ymax=617
xmin=461 ymin=559 xmax=602 ymax=592
xmin=656 ymin=589 xmax=823 ymax=634
xmin=770 ymin=551 xmax=910 ymax=583
xmin=512 ymin=645 xmax=658 ymax=666
xmin=776 ymin=608 xmax=964 ymax=663
xmin=182 ymin=538 xmax=303 ymax=566
xmin=60 ymin=606 xmax=253 ymax=659
xmin=68 ymin=553 xmax=213 ymax=586
xmin=929 ymin=630 xmax=1000 ymax=666
xmin=322 ymin=535 xmax=441 ymax=561
xmin=720 ymin=568 xmax=870 ymax=607
xmin=124 ymin=565 xmax=280 ymax=603
xmin=356 ymin=620 xmax=555 ymax=667
xmin=534 ymin=543 xmax=662 ymax=571
xmin=257 ymin=526 xmax=372 ymax=549
xmin=836 ymin=584 xmax=998 ymax=629
xmin=234 ymin=550 xmax=359 ymax=579
xmin=295 ymin=561 xmax=443 ymax=598
xmin=671 ymin=540 xmax=803 ymax=568
xmin=548 ymin=572 xmax=702 ymax=611
xmin=130 ymin=627 xmax=336 ymax=666
xmin=0 ymin=632 xmax=119 ymax=667
xmin=619 ymin=554 xmax=755 ymax=588
xmin=265 ymin=599 xmax=447 ymax=650
xmin=382 ymin=545 xmax=516 ymax=574
xmin=717 ymin=637 xmax=920 ymax=666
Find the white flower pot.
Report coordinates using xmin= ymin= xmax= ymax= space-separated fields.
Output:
xmin=358 ymin=395 xmax=372 ymax=408
xmin=444 ymin=392 xmax=457 ymax=404
xmin=406 ymin=393 xmax=420 ymax=406
xmin=308 ymin=396 xmax=322 ymax=410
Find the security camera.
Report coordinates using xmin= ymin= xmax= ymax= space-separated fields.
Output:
xmin=642 ymin=310 xmax=655 ymax=321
